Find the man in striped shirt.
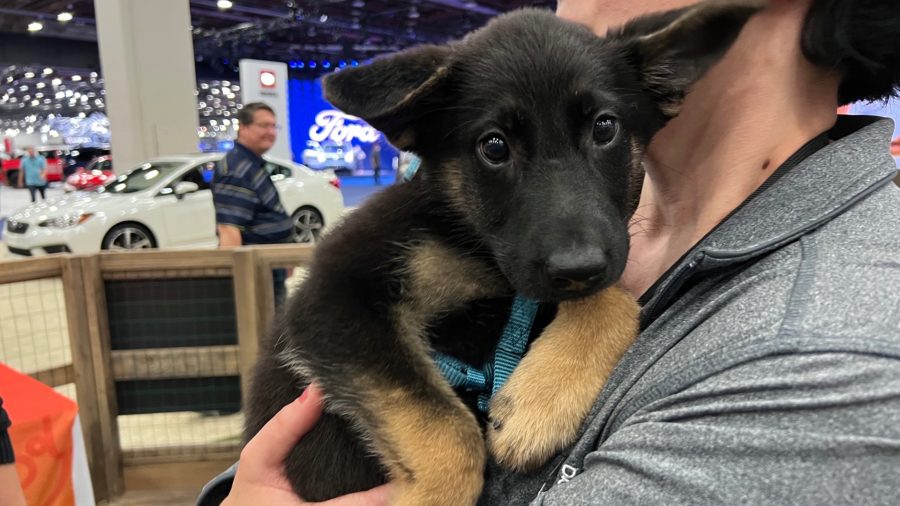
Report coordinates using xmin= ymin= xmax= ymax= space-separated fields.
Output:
xmin=212 ymin=102 xmax=294 ymax=303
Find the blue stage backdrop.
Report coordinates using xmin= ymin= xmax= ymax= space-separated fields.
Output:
xmin=288 ymin=78 xmax=397 ymax=173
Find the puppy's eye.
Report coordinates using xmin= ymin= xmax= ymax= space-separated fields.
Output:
xmin=480 ymin=135 xmax=509 ymax=164
xmin=592 ymin=116 xmax=618 ymax=145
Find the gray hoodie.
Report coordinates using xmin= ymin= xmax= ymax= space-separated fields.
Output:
xmin=480 ymin=115 xmax=900 ymax=504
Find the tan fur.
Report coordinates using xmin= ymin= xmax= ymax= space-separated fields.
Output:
xmin=404 ymin=240 xmax=508 ymax=315
xmin=395 ymin=239 xmax=507 ymax=346
xmin=628 ymin=137 xmax=646 ymax=216
xmin=353 ymin=240 xmax=506 ymax=505
xmin=366 ymin=383 xmax=485 ymax=506
xmin=487 ymin=286 xmax=639 ymax=471
xmin=441 ymin=160 xmax=481 ymax=222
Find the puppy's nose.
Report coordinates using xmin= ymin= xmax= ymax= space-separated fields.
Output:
xmin=546 ymin=249 xmax=608 ymax=292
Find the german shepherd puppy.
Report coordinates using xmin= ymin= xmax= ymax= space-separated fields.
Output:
xmin=245 ymin=2 xmax=760 ymax=504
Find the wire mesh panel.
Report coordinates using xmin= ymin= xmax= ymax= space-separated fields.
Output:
xmin=0 ymin=277 xmax=76 ymax=400
xmin=106 ymin=278 xmax=237 ymax=350
xmin=104 ymin=277 xmax=243 ymax=463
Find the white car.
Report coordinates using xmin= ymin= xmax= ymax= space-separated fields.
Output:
xmin=301 ymin=140 xmax=356 ymax=172
xmin=4 ymin=153 xmax=344 ymax=256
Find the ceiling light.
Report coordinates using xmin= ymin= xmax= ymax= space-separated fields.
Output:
xmin=43 ymin=67 xmax=53 ymax=74
xmin=51 ymin=78 xmax=62 ymax=86
xmin=58 ymin=12 xmax=74 ymax=22
xmin=217 ymin=0 xmax=233 ymax=9
xmin=27 ymin=21 xmax=43 ymax=32
xmin=24 ymin=72 xmax=35 ymax=79
xmin=320 ymin=14 xmax=328 ymax=23
xmin=71 ymin=75 xmax=82 ymax=81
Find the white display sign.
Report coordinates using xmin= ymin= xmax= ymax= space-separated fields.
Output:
xmin=238 ymin=59 xmax=293 ymax=161
xmin=309 ymin=110 xmax=381 ymax=145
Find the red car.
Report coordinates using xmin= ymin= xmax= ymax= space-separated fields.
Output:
xmin=64 ymin=155 xmax=114 ymax=192
xmin=2 ymin=147 xmax=67 ymax=186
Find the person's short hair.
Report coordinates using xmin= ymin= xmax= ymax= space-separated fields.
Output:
xmin=802 ymin=0 xmax=900 ymax=104
xmin=237 ymin=102 xmax=275 ymax=126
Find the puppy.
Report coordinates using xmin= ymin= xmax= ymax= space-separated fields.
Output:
xmin=244 ymin=2 xmax=760 ymax=504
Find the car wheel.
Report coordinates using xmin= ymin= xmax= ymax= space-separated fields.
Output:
xmin=292 ymin=207 xmax=324 ymax=244
xmin=102 ymin=223 xmax=157 ymax=251
xmin=6 ymin=170 xmax=18 ymax=187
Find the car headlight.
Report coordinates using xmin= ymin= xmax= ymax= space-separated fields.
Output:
xmin=39 ymin=213 xmax=94 ymax=228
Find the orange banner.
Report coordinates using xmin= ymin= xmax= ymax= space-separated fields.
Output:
xmin=0 ymin=364 xmax=78 ymax=506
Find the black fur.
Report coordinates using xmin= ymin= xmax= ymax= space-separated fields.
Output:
xmin=801 ymin=0 xmax=900 ymax=104
xmin=245 ymin=3 xmax=759 ymax=502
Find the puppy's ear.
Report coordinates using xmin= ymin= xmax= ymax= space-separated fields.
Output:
xmin=322 ymin=45 xmax=452 ymax=150
xmin=617 ymin=0 xmax=762 ymax=117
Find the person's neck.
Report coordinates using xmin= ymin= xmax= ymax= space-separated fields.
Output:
xmin=620 ymin=2 xmax=840 ymax=298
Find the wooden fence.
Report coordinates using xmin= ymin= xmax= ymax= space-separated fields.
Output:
xmin=0 ymin=244 xmax=315 ymax=502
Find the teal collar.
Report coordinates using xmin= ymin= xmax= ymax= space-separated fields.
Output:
xmin=433 ymin=295 xmax=540 ymax=412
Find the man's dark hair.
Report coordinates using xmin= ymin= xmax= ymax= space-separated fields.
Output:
xmin=802 ymin=0 xmax=900 ymax=105
xmin=238 ymin=102 xmax=276 ymax=126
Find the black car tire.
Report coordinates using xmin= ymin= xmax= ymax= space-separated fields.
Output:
xmin=101 ymin=223 xmax=157 ymax=251
xmin=6 ymin=170 xmax=18 ymax=187
xmin=292 ymin=207 xmax=324 ymax=244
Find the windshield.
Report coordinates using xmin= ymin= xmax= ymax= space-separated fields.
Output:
xmin=98 ymin=162 xmax=184 ymax=194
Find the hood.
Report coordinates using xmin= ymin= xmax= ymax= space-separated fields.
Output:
xmin=9 ymin=191 xmax=139 ymax=224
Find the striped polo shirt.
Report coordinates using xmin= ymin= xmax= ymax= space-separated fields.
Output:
xmin=212 ymin=142 xmax=294 ymax=245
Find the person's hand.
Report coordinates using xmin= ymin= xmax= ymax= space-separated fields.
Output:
xmin=222 ymin=385 xmax=392 ymax=505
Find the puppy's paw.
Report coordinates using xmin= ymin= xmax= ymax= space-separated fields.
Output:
xmin=487 ymin=287 xmax=639 ymax=472
xmin=486 ymin=361 xmax=586 ymax=472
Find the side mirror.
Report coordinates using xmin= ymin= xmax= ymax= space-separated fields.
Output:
xmin=174 ymin=181 xmax=199 ymax=198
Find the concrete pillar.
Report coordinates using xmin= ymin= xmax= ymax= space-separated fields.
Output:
xmin=94 ymin=0 xmax=198 ymax=173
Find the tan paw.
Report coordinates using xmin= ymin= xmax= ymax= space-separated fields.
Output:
xmin=487 ymin=287 xmax=639 ymax=472
xmin=486 ymin=359 xmax=587 ymax=472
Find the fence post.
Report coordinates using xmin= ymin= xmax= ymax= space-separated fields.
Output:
xmin=233 ymin=248 xmax=264 ymax=412
xmin=61 ymin=256 xmax=112 ymax=501
xmin=78 ymin=255 xmax=124 ymax=497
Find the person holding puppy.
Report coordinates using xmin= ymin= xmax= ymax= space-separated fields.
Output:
xmin=206 ymin=0 xmax=900 ymax=504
